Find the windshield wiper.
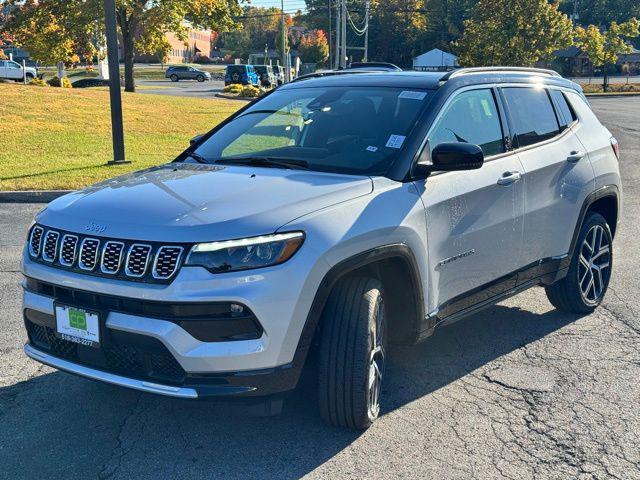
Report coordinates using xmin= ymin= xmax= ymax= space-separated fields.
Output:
xmin=216 ymin=157 xmax=309 ymax=170
xmin=185 ymin=152 xmax=209 ymax=164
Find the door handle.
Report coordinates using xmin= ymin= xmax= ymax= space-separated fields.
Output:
xmin=567 ymin=150 xmax=586 ymax=163
xmin=497 ymin=171 xmax=522 ymax=186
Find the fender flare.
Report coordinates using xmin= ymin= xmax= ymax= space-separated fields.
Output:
xmin=292 ymin=244 xmax=425 ymax=365
xmin=565 ymin=185 xmax=619 ymax=268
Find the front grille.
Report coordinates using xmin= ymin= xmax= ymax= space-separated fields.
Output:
xmin=79 ymin=238 xmax=100 ymax=270
xmin=25 ymin=318 xmax=186 ymax=384
xmin=153 ymin=246 xmax=184 ymax=279
xmin=29 ymin=226 xmax=44 ymax=256
xmin=101 ymin=241 xmax=125 ymax=274
xmin=27 ymin=225 xmax=188 ymax=284
xmin=59 ymin=235 xmax=79 ymax=266
xmin=125 ymin=244 xmax=152 ymax=277
xmin=42 ymin=231 xmax=60 ymax=262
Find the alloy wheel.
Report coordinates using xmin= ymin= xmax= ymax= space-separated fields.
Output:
xmin=578 ymin=224 xmax=611 ymax=305
xmin=367 ymin=300 xmax=386 ymax=421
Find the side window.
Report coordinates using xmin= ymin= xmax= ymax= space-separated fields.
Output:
xmin=502 ymin=87 xmax=560 ymax=148
xmin=428 ymin=88 xmax=505 ymax=157
xmin=7 ymin=61 xmax=20 ymax=69
xmin=549 ymin=89 xmax=577 ymax=129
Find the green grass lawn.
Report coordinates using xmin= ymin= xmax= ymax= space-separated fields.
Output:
xmin=0 ymin=84 xmax=241 ymax=191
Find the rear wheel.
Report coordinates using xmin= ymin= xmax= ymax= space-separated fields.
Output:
xmin=317 ymin=277 xmax=386 ymax=430
xmin=545 ymin=212 xmax=613 ymax=313
xmin=170 ymin=74 xmax=178 ymax=82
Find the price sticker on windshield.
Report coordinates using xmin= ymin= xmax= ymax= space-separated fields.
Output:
xmin=398 ymin=90 xmax=427 ymax=100
xmin=386 ymin=135 xmax=406 ymax=149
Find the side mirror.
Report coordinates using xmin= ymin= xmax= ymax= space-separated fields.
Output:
xmin=414 ymin=142 xmax=484 ymax=177
xmin=190 ymin=134 xmax=205 ymax=146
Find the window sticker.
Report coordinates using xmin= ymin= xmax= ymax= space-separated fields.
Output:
xmin=398 ymin=90 xmax=427 ymax=101
xmin=480 ymin=98 xmax=493 ymax=117
xmin=366 ymin=145 xmax=379 ymax=152
xmin=385 ymin=135 xmax=406 ymax=149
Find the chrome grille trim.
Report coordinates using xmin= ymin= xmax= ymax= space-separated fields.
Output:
xmin=42 ymin=231 xmax=60 ymax=263
xmin=29 ymin=225 xmax=44 ymax=257
xmin=124 ymin=244 xmax=152 ymax=278
xmin=78 ymin=238 xmax=100 ymax=271
xmin=59 ymin=235 xmax=79 ymax=267
xmin=152 ymin=246 xmax=184 ymax=280
xmin=100 ymin=241 xmax=125 ymax=274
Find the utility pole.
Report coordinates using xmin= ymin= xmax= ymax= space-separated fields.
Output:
xmin=103 ymin=0 xmax=128 ymax=165
xmin=363 ymin=0 xmax=370 ymax=62
xmin=328 ymin=0 xmax=332 ymax=69
xmin=334 ymin=0 xmax=341 ymax=69
xmin=280 ymin=0 xmax=290 ymax=82
xmin=340 ymin=0 xmax=347 ymax=69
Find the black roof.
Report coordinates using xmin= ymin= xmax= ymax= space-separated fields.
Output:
xmin=283 ymin=68 xmax=581 ymax=92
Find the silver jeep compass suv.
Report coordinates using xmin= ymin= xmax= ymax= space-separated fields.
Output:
xmin=22 ymin=67 xmax=622 ymax=429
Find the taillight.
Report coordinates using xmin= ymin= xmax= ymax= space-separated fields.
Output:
xmin=610 ymin=137 xmax=619 ymax=160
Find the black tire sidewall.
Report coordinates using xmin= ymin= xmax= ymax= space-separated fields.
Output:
xmin=170 ymin=74 xmax=178 ymax=82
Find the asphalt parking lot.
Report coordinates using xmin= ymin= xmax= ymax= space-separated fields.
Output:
xmin=0 ymin=96 xmax=639 ymax=480
xmin=136 ymin=79 xmax=226 ymax=98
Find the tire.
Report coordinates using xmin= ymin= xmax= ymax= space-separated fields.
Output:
xmin=170 ymin=74 xmax=178 ymax=82
xmin=545 ymin=212 xmax=613 ymax=314
xmin=231 ymin=73 xmax=240 ymax=82
xmin=25 ymin=74 xmax=34 ymax=82
xmin=317 ymin=277 xmax=387 ymax=430
xmin=197 ymin=74 xmax=205 ymax=82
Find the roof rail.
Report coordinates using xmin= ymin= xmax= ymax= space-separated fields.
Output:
xmin=441 ymin=66 xmax=562 ymax=81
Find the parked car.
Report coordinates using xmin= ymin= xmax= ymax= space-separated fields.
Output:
xmin=225 ymin=64 xmax=259 ymax=86
xmin=21 ymin=67 xmax=621 ymax=430
xmin=254 ymin=65 xmax=276 ymax=88
xmin=165 ymin=66 xmax=211 ymax=82
xmin=0 ymin=60 xmax=37 ymax=81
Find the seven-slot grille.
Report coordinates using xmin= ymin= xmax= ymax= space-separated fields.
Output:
xmin=28 ymin=225 xmax=186 ymax=283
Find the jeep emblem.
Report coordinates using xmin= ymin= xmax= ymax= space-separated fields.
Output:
xmin=85 ymin=221 xmax=106 ymax=233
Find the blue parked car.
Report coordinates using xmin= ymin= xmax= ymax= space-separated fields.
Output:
xmin=225 ymin=64 xmax=259 ymax=86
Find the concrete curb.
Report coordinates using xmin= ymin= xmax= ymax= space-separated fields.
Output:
xmin=0 ymin=190 xmax=72 ymax=203
xmin=585 ymin=92 xmax=640 ymax=97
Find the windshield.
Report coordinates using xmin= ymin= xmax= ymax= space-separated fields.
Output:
xmin=192 ymin=86 xmax=432 ymax=175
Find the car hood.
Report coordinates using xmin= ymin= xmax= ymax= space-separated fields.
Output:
xmin=37 ymin=163 xmax=373 ymax=242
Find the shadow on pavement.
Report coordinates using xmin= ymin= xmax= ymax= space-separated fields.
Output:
xmin=0 ymin=302 xmax=579 ymax=479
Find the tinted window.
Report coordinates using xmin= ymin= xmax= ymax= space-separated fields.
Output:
xmin=428 ymin=89 xmax=505 ymax=157
xmin=193 ymin=86 xmax=432 ymax=175
xmin=549 ymin=89 xmax=577 ymax=129
xmin=503 ymin=87 xmax=560 ymax=147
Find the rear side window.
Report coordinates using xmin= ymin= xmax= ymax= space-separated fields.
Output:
xmin=549 ymin=89 xmax=577 ymax=129
xmin=428 ymin=88 xmax=505 ymax=157
xmin=502 ymin=87 xmax=560 ymax=148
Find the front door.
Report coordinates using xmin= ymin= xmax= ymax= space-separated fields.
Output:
xmin=415 ymin=87 xmax=525 ymax=312
xmin=5 ymin=61 xmax=22 ymax=80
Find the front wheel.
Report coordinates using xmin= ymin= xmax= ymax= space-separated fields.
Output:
xmin=170 ymin=74 xmax=178 ymax=82
xmin=546 ymin=212 xmax=613 ymax=313
xmin=197 ymin=74 xmax=205 ymax=82
xmin=317 ymin=277 xmax=386 ymax=430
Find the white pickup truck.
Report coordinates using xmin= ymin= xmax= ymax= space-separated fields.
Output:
xmin=0 ymin=59 xmax=37 ymax=81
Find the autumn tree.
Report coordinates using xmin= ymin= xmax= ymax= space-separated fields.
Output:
xmin=575 ymin=18 xmax=640 ymax=90
xmin=2 ymin=0 xmax=242 ymax=92
xmin=298 ymin=29 xmax=329 ymax=65
xmin=456 ymin=0 xmax=574 ymax=67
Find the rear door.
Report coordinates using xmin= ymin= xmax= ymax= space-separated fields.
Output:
xmin=415 ymin=87 xmax=525 ymax=310
xmin=0 ymin=61 xmax=6 ymax=79
xmin=501 ymin=86 xmax=594 ymax=266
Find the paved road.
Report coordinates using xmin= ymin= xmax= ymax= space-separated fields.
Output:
xmin=1 ymin=97 xmax=639 ymax=479
xmin=570 ymin=75 xmax=640 ymax=85
xmin=136 ymin=79 xmax=225 ymax=98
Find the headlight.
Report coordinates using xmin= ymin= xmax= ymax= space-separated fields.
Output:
xmin=185 ymin=232 xmax=305 ymax=273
